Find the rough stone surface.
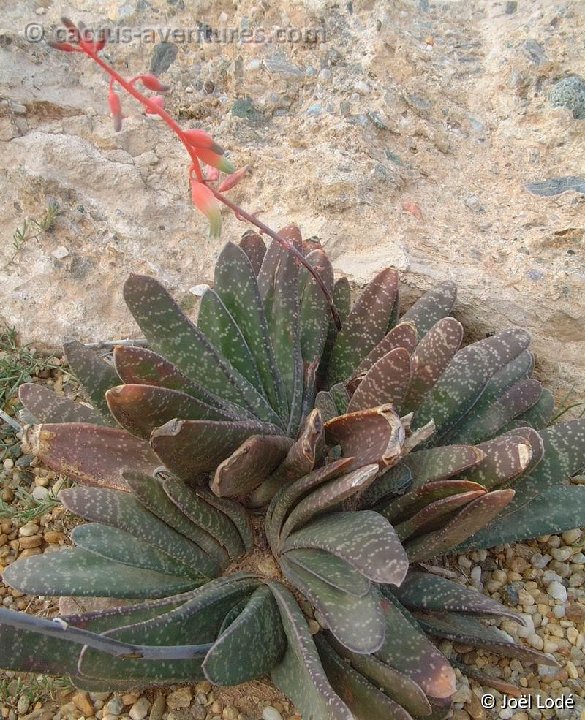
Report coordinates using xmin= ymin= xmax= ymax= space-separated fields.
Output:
xmin=1 ymin=1 xmax=584 ymax=401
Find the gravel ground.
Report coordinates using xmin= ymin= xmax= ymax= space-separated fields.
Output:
xmin=0 ymin=358 xmax=584 ymax=720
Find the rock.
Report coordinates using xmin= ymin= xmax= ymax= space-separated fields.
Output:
xmin=129 ymin=697 xmax=150 ymax=720
xmin=525 ymin=176 xmax=585 ymax=196
xmin=18 ymin=522 xmax=39 ymax=537
xmin=148 ymin=693 xmax=165 ymax=720
xmin=72 ymin=691 xmax=95 ymax=717
xmin=549 ymin=75 xmax=585 ymax=119
xmin=17 ymin=696 xmax=30 ymax=715
xmin=31 ymin=485 xmax=50 ymax=501
xmin=51 ymin=245 xmax=70 ymax=259
xmin=166 ymin=687 xmax=192 ymax=710
xmin=262 ymin=708 xmax=283 ymax=720
xmin=103 ymin=697 xmax=124 ymax=715
xmin=547 ymin=580 xmax=568 ymax=602
xmin=150 ymin=43 xmax=178 ymax=75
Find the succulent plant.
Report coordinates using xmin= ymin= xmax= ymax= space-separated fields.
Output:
xmin=2 ymin=226 xmax=585 ymax=720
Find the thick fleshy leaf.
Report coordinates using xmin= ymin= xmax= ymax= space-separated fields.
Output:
xmin=316 ymin=636 xmax=414 ymax=720
xmin=266 ymin=458 xmax=354 ymax=550
xmin=196 ymin=488 xmax=254 ymax=552
xmin=257 ymin=225 xmax=303 ymax=304
xmin=269 ymin=582 xmax=353 ymax=720
xmin=456 ymin=485 xmax=585 ymax=550
xmin=283 ymin=548 xmax=370 ymax=597
xmin=123 ymin=274 xmax=280 ymax=425
xmin=347 ymin=348 xmax=412 ymax=413
xmin=124 ymin=471 xmax=228 ymax=569
xmin=447 ymin=379 xmax=542 ymax=445
xmin=413 ymin=330 xmax=531 ymax=439
xmin=300 ymin=249 xmax=334 ymax=369
xmin=79 ymin=575 xmax=259 ymax=684
xmin=319 ymin=276 xmax=352 ymax=385
xmin=239 ymin=231 xmax=266 ymax=275
xmin=376 ymin=591 xmax=456 ymax=701
xmin=2 ymin=548 xmax=199 ymax=598
xmin=405 ymin=489 xmax=515 ymax=562
xmin=508 ymin=387 xmax=554 ymax=429
xmin=392 ymin=571 xmax=523 ymax=623
xmin=463 ymin=435 xmax=533 ymax=489
xmin=250 ymin=409 xmax=325 ymax=507
xmin=161 ymin=476 xmax=245 ymax=559
xmin=71 ymin=523 xmax=195 ymax=579
xmin=280 ymin=464 xmax=379 ymax=543
xmin=106 ymin=384 xmax=234 ymax=439
xmin=59 ymin=487 xmax=216 ymax=576
xmin=325 ymin=405 xmax=405 ymax=470
xmin=394 ymin=490 xmax=486 ymax=541
xmin=401 ymin=282 xmax=457 ymax=338
xmin=352 ymin=323 xmax=418 ymax=380
xmin=18 ymin=383 xmax=107 ymax=426
xmin=498 ymin=426 xmax=545 ymax=476
xmin=212 ymin=435 xmax=293 ymax=497
xmin=327 ymin=269 xmax=400 ymax=385
xmin=197 ymin=288 xmax=264 ymax=391
xmin=113 ymin=345 xmax=255 ymax=420
xmin=402 ymin=318 xmax=463 ymax=413
xmin=416 ymin=612 xmax=557 ymax=666
xmin=64 ymin=340 xmax=120 ymax=422
xmin=280 ymin=557 xmax=384 ymax=654
xmin=329 ymin=636 xmax=432 ymax=718
xmin=404 ymin=445 xmax=484 ymax=490
xmin=22 ymin=423 xmax=159 ymax=491
xmin=379 ymin=479 xmax=487 ymax=524
xmin=359 ymin=463 xmax=412 ymax=508
xmin=150 ymin=418 xmax=282 ymax=481
xmin=315 ymin=391 xmax=339 ymax=422
xmin=203 ymin=586 xmax=286 ymax=684
xmin=268 ymin=245 xmax=304 ymax=433
xmin=213 ymin=242 xmax=286 ymax=416
xmin=283 ymin=511 xmax=408 ymax=585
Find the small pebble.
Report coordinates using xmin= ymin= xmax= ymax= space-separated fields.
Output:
xmin=262 ymin=708 xmax=283 ymax=720
xmin=166 ymin=688 xmax=192 ymax=710
xmin=72 ymin=691 xmax=95 ymax=717
xmin=104 ymin=697 xmax=124 ymax=715
xmin=547 ymin=580 xmax=568 ymax=603
xmin=129 ymin=696 xmax=150 ymax=720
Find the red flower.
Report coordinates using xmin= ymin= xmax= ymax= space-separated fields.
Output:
xmin=191 ymin=181 xmax=222 ymax=238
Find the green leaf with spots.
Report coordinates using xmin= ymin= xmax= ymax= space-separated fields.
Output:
xmin=402 ymin=317 xmax=463 ymax=413
xmin=59 ymin=487 xmax=216 ymax=576
xmin=404 ymin=445 xmax=484 ymax=490
xmin=282 ymin=548 xmax=370 ymax=597
xmin=392 ymin=571 xmax=523 ymax=623
xmin=64 ymin=340 xmax=120 ymax=422
xmin=22 ymin=423 xmax=159 ymax=492
xmin=401 ymin=282 xmax=457 ymax=338
xmin=405 ymin=489 xmax=515 ymax=562
xmin=18 ymin=383 xmax=107 ymax=426
xmin=300 ymin=250 xmax=334 ymax=369
xmin=123 ymin=471 xmax=228 ymax=569
xmin=463 ymin=435 xmax=534 ymax=489
xmin=416 ymin=612 xmax=556 ymax=666
xmin=196 ymin=488 xmax=254 ymax=552
xmin=79 ymin=575 xmax=259 ymax=684
xmin=113 ymin=346 xmax=255 ymax=421
xmin=283 ymin=511 xmax=408 ymax=586
xmin=315 ymin=635 xmax=414 ymax=720
xmin=327 ymin=635 xmax=432 ymax=718
xmin=213 ymin=243 xmax=286 ymax=415
xmin=203 ymin=586 xmax=286 ymax=684
xmin=269 ymin=582 xmax=353 ymax=720
xmin=329 ymin=383 xmax=351 ymax=416
xmin=447 ymin=379 xmax=542 ymax=445
xmin=280 ymin=558 xmax=384 ymax=654
xmin=2 ymin=548 xmax=199 ymax=598
xmin=327 ymin=269 xmax=399 ymax=385
xmin=315 ymin=391 xmax=339 ymax=422
xmin=394 ymin=489 xmax=486 ymax=541
xmin=150 ymin=418 xmax=282 ymax=482
xmin=352 ymin=323 xmax=418 ymax=380
xmin=197 ymin=288 xmax=264 ymax=392
xmin=347 ymin=348 xmax=412 ymax=413
xmin=71 ymin=523 xmax=196 ymax=579
xmin=279 ymin=464 xmax=379 ymax=544
xmin=378 ymin=479 xmax=486 ymax=524
xmin=505 ymin=388 xmax=554 ymax=430
xmin=106 ymin=384 xmax=235 ymax=439
xmin=358 ymin=464 xmax=412 ymax=509
xmin=265 ymin=458 xmax=354 ymax=550
xmin=123 ymin=274 xmax=280 ymax=425
xmin=161 ymin=476 xmax=245 ymax=560
xmin=376 ymin=591 xmax=456 ymax=702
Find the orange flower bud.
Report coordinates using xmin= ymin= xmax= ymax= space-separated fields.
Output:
xmin=218 ymin=165 xmax=249 ymax=192
xmin=183 ymin=129 xmax=214 ymax=148
xmin=191 ymin=181 xmax=222 ymax=238
xmin=139 ymin=74 xmax=170 ymax=93
xmin=108 ymin=88 xmax=122 ymax=132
